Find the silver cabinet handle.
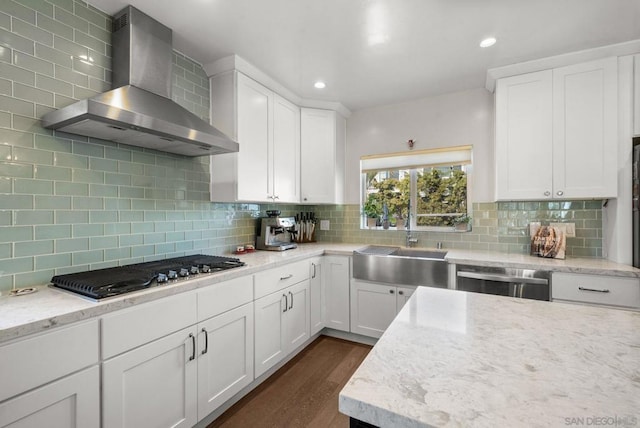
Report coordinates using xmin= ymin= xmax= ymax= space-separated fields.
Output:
xmin=578 ymin=286 xmax=610 ymax=293
xmin=188 ymin=333 xmax=196 ymax=361
xmin=544 ymin=191 xmax=551 ymax=196
xmin=282 ymin=294 xmax=288 ymax=312
xmin=311 ymin=263 xmax=316 ymax=278
xmin=289 ymin=291 xmax=293 ymax=309
xmin=201 ymin=328 xmax=208 ymax=355
xmin=457 ymin=271 xmax=549 ymax=285
xmin=556 ymin=191 xmax=564 ymax=196
xmin=280 ymin=274 xmax=293 ymax=281
xmin=274 ymin=195 xmax=279 ymax=200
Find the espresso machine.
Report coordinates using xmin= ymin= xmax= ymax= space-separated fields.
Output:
xmin=256 ymin=215 xmax=298 ymax=251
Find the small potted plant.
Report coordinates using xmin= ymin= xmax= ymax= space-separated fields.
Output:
xmin=363 ymin=195 xmax=381 ymax=229
xmin=453 ymin=214 xmax=471 ymax=232
xmin=393 ymin=204 xmax=407 ymax=229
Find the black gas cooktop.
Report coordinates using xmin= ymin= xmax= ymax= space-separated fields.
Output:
xmin=50 ymin=254 xmax=245 ymax=300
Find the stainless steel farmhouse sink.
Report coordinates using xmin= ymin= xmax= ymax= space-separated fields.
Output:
xmin=352 ymin=246 xmax=449 ymax=288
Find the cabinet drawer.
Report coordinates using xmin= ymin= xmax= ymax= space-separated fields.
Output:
xmin=197 ymin=274 xmax=253 ymax=321
xmin=552 ymin=273 xmax=640 ymax=309
xmin=254 ymin=260 xmax=309 ymax=299
xmin=0 ymin=319 xmax=99 ymax=402
xmin=102 ymin=292 xmax=197 ymax=359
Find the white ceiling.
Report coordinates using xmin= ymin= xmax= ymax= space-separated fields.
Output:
xmin=88 ymin=0 xmax=640 ymax=111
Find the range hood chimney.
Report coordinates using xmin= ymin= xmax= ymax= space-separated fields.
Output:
xmin=41 ymin=6 xmax=238 ymax=157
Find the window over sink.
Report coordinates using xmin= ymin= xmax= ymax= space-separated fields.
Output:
xmin=360 ymin=145 xmax=472 ymax=231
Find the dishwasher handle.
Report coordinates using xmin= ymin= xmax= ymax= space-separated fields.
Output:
xmin=457 ymin=271 xmax=549 ymax=285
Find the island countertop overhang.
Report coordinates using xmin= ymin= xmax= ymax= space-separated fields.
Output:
xmin=339 ymin=286 xmax=640 ymax=428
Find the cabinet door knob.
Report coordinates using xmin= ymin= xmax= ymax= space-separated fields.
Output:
xmin=389 ymin=289 xmax=395 ymax=294
xmin=556 ymin=190 xmax=564 ymax=196
xmin=544 ymin=191 xmax=551 ymax=197
xmin=274 ymin=195 xmax=279 ymax=200
xmin=303 ymin=197 xmax=308 ymax=201
xmin=398 ymin=290 xmax=404 ymax=295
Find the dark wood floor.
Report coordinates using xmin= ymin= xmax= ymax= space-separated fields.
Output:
xmin=208 ymin=336 xmax=372 ymax=428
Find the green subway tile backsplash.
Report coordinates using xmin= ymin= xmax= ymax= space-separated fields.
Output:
xmin=314 ymin=202 xmax=603 ymax=257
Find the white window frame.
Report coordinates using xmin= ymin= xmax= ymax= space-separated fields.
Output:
xmin=360 ymin=146 xmax=472 ymax=231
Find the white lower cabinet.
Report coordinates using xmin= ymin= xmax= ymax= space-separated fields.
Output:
xmin=323 ymin=255 xmax=351 ymax=332
xmin=350 ymin=280 xmax=416 ymax=338
xmin=102 ymin=325 xmax=199 ymax=428
xmin=102 ymin=275 xmax=255 ymax=427
xmin=552 ymin=272 xmax=640 ymax=310
xmin=309 ymin=257 xmax=324 ymax=335
xmin=0 ymin=366 xmax=99 ymax=428
xmin=0 ymin=319 xmax=100 ymax=428
xmin=254 ymin=280 xmax=310 ymax=378
xmin=396 ymin=286 xmax=415 ymax=312
xmin=197 ymin=302 xmax=254 ymax=420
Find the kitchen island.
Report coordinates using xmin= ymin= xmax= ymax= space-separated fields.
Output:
xmin=339 ymin=286 xmax=640 ymax=428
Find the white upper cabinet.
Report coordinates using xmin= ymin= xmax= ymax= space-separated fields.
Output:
xmin=300 ymin=108 xmax=346 ymax=204
xmin=552 ymin=59 xmax=617 ymax=199
xmin=210 ymin=71 xmax=300 ymax=203
xmin=495 ymin=70 xmax=554 ymax=200
xmin=272 ymin=95 xmax=301 ymax=202
xmin=495 ymin=57 xmax=618 ymax=200
xmin=634 ymin=54 xmax=640 ymax=137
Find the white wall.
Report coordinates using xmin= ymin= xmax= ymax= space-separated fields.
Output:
xmin=345 ymin=88 xmax=495 ymax=204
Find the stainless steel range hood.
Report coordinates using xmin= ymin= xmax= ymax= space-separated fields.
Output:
xmin=41 ymin=6 xmax=238 ymax=157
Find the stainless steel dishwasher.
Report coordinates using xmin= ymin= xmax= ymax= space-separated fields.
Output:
xmin=455 ymin=264 xmax=550 ymax=301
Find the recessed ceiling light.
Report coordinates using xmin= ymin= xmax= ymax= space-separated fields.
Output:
xmin=314 ymin=81 xmax=326 ymax=89
xmin=480 ymin=37 xmax=497 ymax=48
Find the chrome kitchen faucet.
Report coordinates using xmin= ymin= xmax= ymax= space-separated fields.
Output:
xmin=406 ymin=199 xmax=418 ymax=248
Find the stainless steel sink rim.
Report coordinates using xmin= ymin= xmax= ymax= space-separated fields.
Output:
xmin=355 ymin=245 xmax=448 ymax=260
xmin=353 ymin=246 xmax=449 ymax=288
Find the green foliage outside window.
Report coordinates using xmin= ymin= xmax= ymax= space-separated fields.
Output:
xmin=416 ymin=168 xmax=467 ymax=226
xmin=365 ymin=166 xmax=467 ymax=228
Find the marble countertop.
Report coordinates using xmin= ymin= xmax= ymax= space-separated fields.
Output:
xmin=1 ymin=242 xmax=639 ymax=345
xmin=339 ymin=286 xmax=640 ymax=428
xmin=444 ymin=249 xmax=640 ymax=278
xmin=0 ymin=243 xmax=360 ymax=344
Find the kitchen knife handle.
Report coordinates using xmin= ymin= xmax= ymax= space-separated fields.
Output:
xmin=201 ymin=328 xmax=208 ymax=355
xmin=188 ymin=333 xmax=196 ymax=361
